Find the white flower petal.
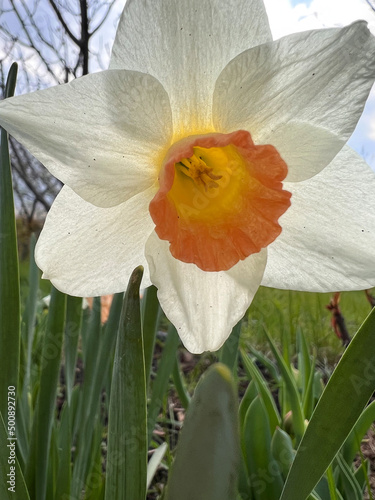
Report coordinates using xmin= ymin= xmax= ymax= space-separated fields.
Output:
xmin=262 ymin=146 xmax=375 ymax=291
xmin=265 ymin=121 xmax=344 ymax=183
xmin=145 ymin=233 xmax=267 ymax=353
xmin=214 ymin=22 xmax=375 ymax=181
xmin=35 ymin=185 xmax=156 ymax=296
xmin=0 ymin=70 xmax=172 ymax=207
xmin=110 ymin=0 xmax=271 ymax=136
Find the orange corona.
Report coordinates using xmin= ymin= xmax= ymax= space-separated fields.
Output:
xmin=149 ymin=130 xmax=292 ymax=272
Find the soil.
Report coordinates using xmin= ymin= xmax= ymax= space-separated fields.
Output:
xmin=359 ymin=426 xmax=375 ymax=499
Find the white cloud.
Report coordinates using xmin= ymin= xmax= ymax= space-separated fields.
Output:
xmin=264 ymin=0 xmax=375 ymax=37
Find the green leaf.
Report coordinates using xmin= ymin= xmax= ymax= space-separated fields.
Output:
xmin=105 ymin=266 xmax=147 ymax=500
xmin=148 ymin=324 xmax=180 ymax=443
xmin=314 ymin=475 xmax=331 ymax=500
xmin=25 ymin=287 xmax=66 ymax=500
xmin=16 ymin=234 xmax=40 ymax=468
xmin=220 ymin=319 xmax=242 ymax=374
xmin=17 ymin=234 xmax=39 ymax=469
xmin=353 ymin=458 xmax=369 ymax=496
xmin=240 ymin=350 xmax=281 ymax=435
xmin=302 ymin=352 xmax=316 ymax=420
xmin=141 ymin=285 xmax=161 ymax=389
xmin=280 ymin=308 xmax=375 ymax=500
xmin=172 ymin=359 xmax=191 ymax=410
xmin=55 ymin=402 xmax=71 ymax=499
xmin=0 ymin=62 xmax=20 ymax=418
xmin=239 ymin=380 xmax=258 ymax=429
xmin=326 ymin=465 xmax=339 ymax=500
xmin=21 ymin=234 xmax=40 ymax=392
xmin=64 ymin=296 xmax=82 ymax=406
xmin=243 ymin=397 xmax=284 ymax=500
xmin=72 ymin=293 xmax=123 ymax=498
xmin=297 ymin=330 xmax=311 ymax=400
xmin=263 ymin=327 xmax=305 ymax=443
xmin=248 ymin=345 xmax=279 ymax=383
xmin=71 ymin=296 xmax=102 ymax=496
xmin=164 ymin=364 xmax=239 ymax=500
xmin=84 ymin=415 xmax=105 ymax=500
xmin=0 ymin=412 xmax=30 ymax=499
xmin=334 ymin=453 xmax=362 ymax=500
xmin=341 ymin=399 xmax=375 ymax=464
xmin=271 ymin=427 xmax=295 ymax=481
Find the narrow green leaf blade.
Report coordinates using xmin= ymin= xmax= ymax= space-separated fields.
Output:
xmin=239 ymin=380 xmax=258 ymax=429
xmin=334 ymin=453 xmax=362 ymax=500
xmin=280 ymin=308 xmax=375 ymax=500
xmin=271 ymin=426 xmax=295 ymax=481
xmin=141 ymin=285 xmax=161 ymax=388
xmin=55 ymin=402 xmax=71 ymax=500
xmin=164 ymin=364 xmax=239 ymax=500
xmin=71 ymin=296 xmax=102 ymax=497
xmin=220 ymin=319 xmax=242 ymax=374
xmin=240 ymin=350 xmax=281 ymax=434
xmin=21 ymin=233 xmax=40 ymax=392
xmin=243 ymin=397 xmax=284 ymax=500
xmin=263 ymin=327 xmax=305 ymax=443
xmin=25 ymin=286 xmax=66 ymax=500
xmin=15 ymin=201 xmax=40 ymax=472
xmin=248 ymin=345 xmax=280 ymax=383
xmin=64 ymin=295 xmax=82 ymax=406
xmin=341 ymin=399 xmax=375 ymax=464
xmin=172 ymin=358 xmax=191 ymax=410
xmin=105 ymin=266 xmax=147 ymax=500
xmin=72 ymin=293 xmax=123 ymax=498
xmin=303 ymin=352 xmax=316 ymax=420
xmin=148 ymin=324 xmax=180 ymax=443
xmin=0 ymin=62 xmax=20 ymax=417
xmin=297 ymin=330 xmax=312 ymax=400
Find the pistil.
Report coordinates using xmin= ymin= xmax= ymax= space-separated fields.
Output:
xmin=176 ymin=152 xmax=222 ymax=191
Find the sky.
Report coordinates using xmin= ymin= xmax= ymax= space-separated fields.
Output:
xmin=2 ymin=0 xmax=375 ymax=165
xmin=262 ymin=0 xmax=375 ymax=165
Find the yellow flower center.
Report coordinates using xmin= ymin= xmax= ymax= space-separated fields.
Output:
xmin=150 ymin=130 xmax=291 ymax=272
xmin=168 ymin=144 xmax=250 ymax=223
xmin=176 ymin=151 xmax=222 ymax=191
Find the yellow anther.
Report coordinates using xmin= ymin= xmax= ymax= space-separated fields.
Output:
xmin=177 ymin=152 xmax=222 ymax=191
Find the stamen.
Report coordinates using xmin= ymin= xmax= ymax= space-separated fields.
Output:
xmin=176 ymin=151 xmax=222 ymax=191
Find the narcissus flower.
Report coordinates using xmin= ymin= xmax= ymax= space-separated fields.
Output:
xmin=1 ymin=0 xmax=375 ymax=353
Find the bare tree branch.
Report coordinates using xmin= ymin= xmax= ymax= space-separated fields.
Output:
xmin=90 ymin=1 xmax=118 ymax=36
xmin=48 ymin=0 xmax=81 ymax=46
xmin=0 ymin=0 xmax=121 ymax=221
xmin=8 ymin=0 xmax=62 ymax=84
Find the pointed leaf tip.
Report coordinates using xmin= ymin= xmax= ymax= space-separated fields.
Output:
xmin=129 ymin=265 xmax=144 ymax=293
xmin=4 ymin=63 xmax=18 ymax=99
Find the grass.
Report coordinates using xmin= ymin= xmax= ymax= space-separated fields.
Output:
xmin=242 ymin=286 xmax=373 ymax=365
xmin=11 ymin=241 xmax=375 ymax=500
xmin=18 ymin=240 xmax=373 ymax=368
